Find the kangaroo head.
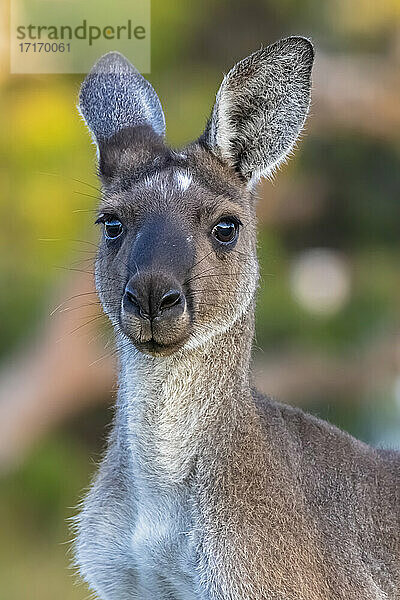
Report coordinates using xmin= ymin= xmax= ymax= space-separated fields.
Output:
xmin=78 ymin=37 xmax=314 ymax=357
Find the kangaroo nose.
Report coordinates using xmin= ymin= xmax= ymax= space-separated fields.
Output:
xmin=123 ymin=278 xmax=185 ymax=321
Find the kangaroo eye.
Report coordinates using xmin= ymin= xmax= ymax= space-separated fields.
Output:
xmin=104 ymin=218 xmax=123 ymax=240
xmin=212 ymin=218 xmax=239 ymax=244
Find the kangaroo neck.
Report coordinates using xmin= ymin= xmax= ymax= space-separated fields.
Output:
xmin=116 ymin=307 xmax=257 ymax=484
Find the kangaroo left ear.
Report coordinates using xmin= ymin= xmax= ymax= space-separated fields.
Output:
xmin=200 ymin=36 xmax=314 ymax=184
xmin=78 ymin=51 xmax=165 ymax=146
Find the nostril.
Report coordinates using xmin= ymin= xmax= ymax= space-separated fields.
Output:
xmin=125 ymin=289 xmax=140 ymax=308
xmin=159 ymin=289 xmax=183 ymax=312
xmin=124 ymin=288 xmax=149 ymax=319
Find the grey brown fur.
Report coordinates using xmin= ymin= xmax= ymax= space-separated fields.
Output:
xmin=74 ymin=37 xmax=400 ymax=599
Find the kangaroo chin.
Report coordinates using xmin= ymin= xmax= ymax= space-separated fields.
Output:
xmin=74 ymin=38 xmax=400 ymax=600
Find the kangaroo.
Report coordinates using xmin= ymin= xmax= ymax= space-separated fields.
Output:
xmin=74 ymin=37 xmax=400 ymax=600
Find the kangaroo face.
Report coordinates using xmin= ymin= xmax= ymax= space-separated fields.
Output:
xmin=79 ymin=38 xmax=314 ymax=356
xmin=95 ymin=132 xmax=258 ymax=356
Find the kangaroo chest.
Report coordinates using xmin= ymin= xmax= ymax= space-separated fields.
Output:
xmin=125 ymin=362 xmax=203 ymax=599
xmin=129 ymin=486 xmax=198 ymax=600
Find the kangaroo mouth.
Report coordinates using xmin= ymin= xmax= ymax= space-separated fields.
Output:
xmin=132 ymin=336 xmax=188 ymax=357
xmin=119 ymin=314 xmax=191 ymax=357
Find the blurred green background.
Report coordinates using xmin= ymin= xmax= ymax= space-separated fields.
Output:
xmin=0 ymin=0 xmax=399 ymax=598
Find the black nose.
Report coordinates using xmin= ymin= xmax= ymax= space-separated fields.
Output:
xmin=123 ymin=277 xmax=185 ymax=321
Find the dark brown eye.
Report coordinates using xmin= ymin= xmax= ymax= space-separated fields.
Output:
xmin=212 ymin=218 xmax=239 ymax=244
xmin=104 ymin=218 xmax=123 ymax=240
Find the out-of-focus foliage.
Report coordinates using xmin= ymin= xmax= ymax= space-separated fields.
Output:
xmin=0 ymin=0 xmax=399 ymax=597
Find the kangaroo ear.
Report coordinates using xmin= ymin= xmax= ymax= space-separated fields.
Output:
xmin=200 ymin=37 xmax=314 ymax=184
xmin=78 ymin=52 xmax=165 ymax=146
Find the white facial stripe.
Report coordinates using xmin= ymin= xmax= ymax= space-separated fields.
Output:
xmin=175 ymin=170 xmax=192 ymax=192
xmin=144 ymin=170 xmax=192 ymax=195
xmin=144 ymin=173 xmax=161 ymax=189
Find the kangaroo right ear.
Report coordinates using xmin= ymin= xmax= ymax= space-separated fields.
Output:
xmin=78 ymin=52 xmax=165 ymax=148
xmin=200 ymin=37 xmax=314 ymax=185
